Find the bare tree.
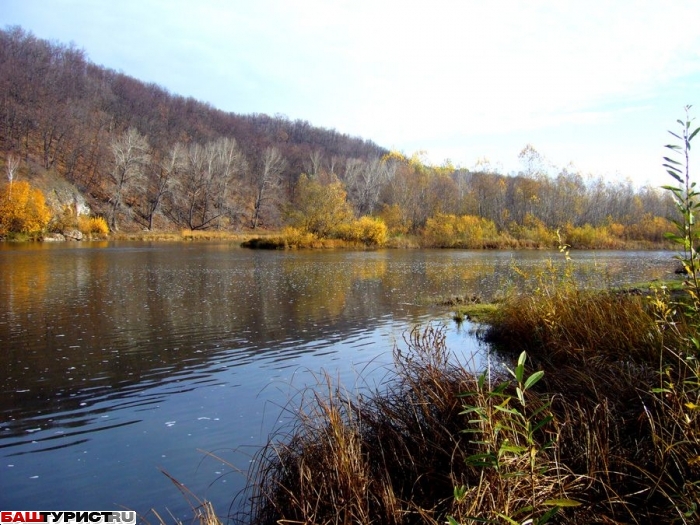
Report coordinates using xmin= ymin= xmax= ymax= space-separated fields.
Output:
xmin=171 ymin=137 xmax=246 ymax=230
xmin=108 ymin=128 xmax=150 ymax=230
xmin=5 ymin=153 xmax=19 ymax=199
xmin=307 ymin=149 xmax=323 ymax=177
xmin=211 ymin=137 xmax=247 ymax=229
xmin=345 ymin=156 xmax=394 ymax=215
xmin=144 ymin=142 xmax=183 ymax=230
xmin=251 ymin=146 xmax=286 ymax=229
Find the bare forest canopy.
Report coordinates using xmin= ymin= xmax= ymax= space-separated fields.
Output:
xmin=0 ymin=26 xmax=678 ymax=240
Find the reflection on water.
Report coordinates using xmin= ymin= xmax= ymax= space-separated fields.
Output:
xmin=0 ymin=243 xmax=677 ymax=516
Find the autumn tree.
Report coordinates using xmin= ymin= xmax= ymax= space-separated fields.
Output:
xmin=108 ymin=127 xmax=150 ymax=230
xmin=286 ymin=174 xmax=353 ymax=236
xmin=0 ymin=180 xmax=51 ymax=236
xmin=422 ymin=213 xmax=498 ymax=248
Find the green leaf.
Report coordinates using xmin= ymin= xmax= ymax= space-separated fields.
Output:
xmin=477 ymin=370 xmax=486 ymax=390
xmin=662 ymin=163 xmax=682 ymax=174
xmin=666 ymin=171 xmax=684 ymax=183
xmin=460 ymin=406 xmax=485 ymax=414
xmin=529 ymin=402 xmax=552 ymax=418
xmin=524 ymin=370 xmax=545 ymax=390
xmin=453 ymin=484 xmax=467 ymax=502
xmin=492 ymin=381 xmax=510 ymax=395
xmin=493 ymin=404 xmax=521 ymax=416
xmin=542 ymin=499 xmax=582 ymax=507
xmin=531 ymin=414 xmax=555 ymax=434
xmin=446 ymin=516 xmax=461 ymax=525
xmin=663 ymin=156 xmax=682 ymax=165
xmin=690 ymin=126 xmax=700 ymax=141
xmin=515 ymin=351 xmax=527 ymax=383
xmin=499 ymin=444 xmax=527 ymax=455
xmin=457 ymin=391 xmax=479 ymax=398
xmin=661 ymin=184 xmax=683 ymax=193
xmin=494 ymin=513 xmax=520 ymax=525
xmin=537 ymin=506 xmax=561 ymax=524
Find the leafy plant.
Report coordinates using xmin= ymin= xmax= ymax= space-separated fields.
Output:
xmin=449 ymin=351 xmax=579 ymax=524
xmin=662 ymin=105 xmax=700 ymax=303
xmin=646 ymin=106 xmax=700 ymax=524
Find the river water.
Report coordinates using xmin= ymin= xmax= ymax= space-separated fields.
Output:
xmin=0 ymin=243 xmax=677 ymax=519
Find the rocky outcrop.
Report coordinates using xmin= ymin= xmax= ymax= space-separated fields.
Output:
xmin=43 ymin=233 xmax=66 ymax=242
xmin=63 ymin=229 xmax=84 ymax=241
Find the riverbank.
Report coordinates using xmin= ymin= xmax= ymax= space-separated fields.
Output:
xmin=2 ymin=225 xmax=675 ymax=251
xmin=228 ymin=274 xmax=698 ymax=524
xmin=107 ymin=229 xmax=674 ymax=251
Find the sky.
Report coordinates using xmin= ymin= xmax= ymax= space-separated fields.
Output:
xmin=3 ymin=0 xmax=700 ymax=186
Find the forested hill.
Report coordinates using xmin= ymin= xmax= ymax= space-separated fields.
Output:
xmin=0 ymin=26 xmax=679 ymax=245
xmin=0 ymin=26 xmax=387 ymax=231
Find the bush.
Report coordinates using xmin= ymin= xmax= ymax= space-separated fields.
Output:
xmin=78 ymin=216 xmax=109 ymax=237
xmin=333 ymin=216 xmax=388 ymax=246
xmin=625 ymin=214 xmax=675 ymax=243
xmin=506 ymin=214 xmax=557 ymax=248
xmin=561 ymin=222 xmax=622 ymax=249
xmin=378 ymin=203 xmax=411 ymax=235
xmin=422 ymin=213 xmax=498 ymax=248
xmin=0 ymin=181 xmax=51 ymax=237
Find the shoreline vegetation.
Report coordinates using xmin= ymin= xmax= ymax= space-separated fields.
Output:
xmin=1 ymin=224 xmax=676 ymax=251
xmin=1 ymin=28 xmax=696 ymax=522
xmin=16 ymin=225 xmax=675 ymax=251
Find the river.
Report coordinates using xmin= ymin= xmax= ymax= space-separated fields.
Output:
xmin=0 ymin=243 xmax=677 ymax=519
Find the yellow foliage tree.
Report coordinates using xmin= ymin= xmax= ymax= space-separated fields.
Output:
xmin=379 ymin=203 xmax=410 ymax=235
xmin=0 ymin=181 xmax=52 ymax=236
xmin=507 ymin=213 xmax=556 ymax=247
xmin=286 ymin=174 xmax=353 ymax=237
xmin=625 ymin=214 xmax=674 ymax=243
xmin=422 ymin=213 xmax=498 ymax=248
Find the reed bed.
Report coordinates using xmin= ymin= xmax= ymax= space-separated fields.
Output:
xmin=485 ymin=283 xmax=699 ymax=523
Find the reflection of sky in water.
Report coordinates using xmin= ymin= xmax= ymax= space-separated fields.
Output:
xmin=0 ymin=244 xmax=676 ymax=517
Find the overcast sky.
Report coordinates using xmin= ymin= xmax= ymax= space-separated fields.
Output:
xmin=3 ymin=0 xmax=700 ymax=186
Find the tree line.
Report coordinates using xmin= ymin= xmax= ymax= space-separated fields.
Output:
xmin=0 ymin=26 xmax=678 ymax=246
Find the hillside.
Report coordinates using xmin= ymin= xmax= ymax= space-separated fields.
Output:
xmin=0 ymin=26 xmax=680 ymax=245
xmin=0 ymin=26 xmax=387 ymax=231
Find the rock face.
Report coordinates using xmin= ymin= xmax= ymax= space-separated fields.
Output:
xmin=63 ymin=229 xmax=83 ymax=241
xmin=43 ymin=233 xmax=66 ymax=242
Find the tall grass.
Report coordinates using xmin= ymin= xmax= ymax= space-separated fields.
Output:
xmin=238 ymin=325 xmax=481 ymax=524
